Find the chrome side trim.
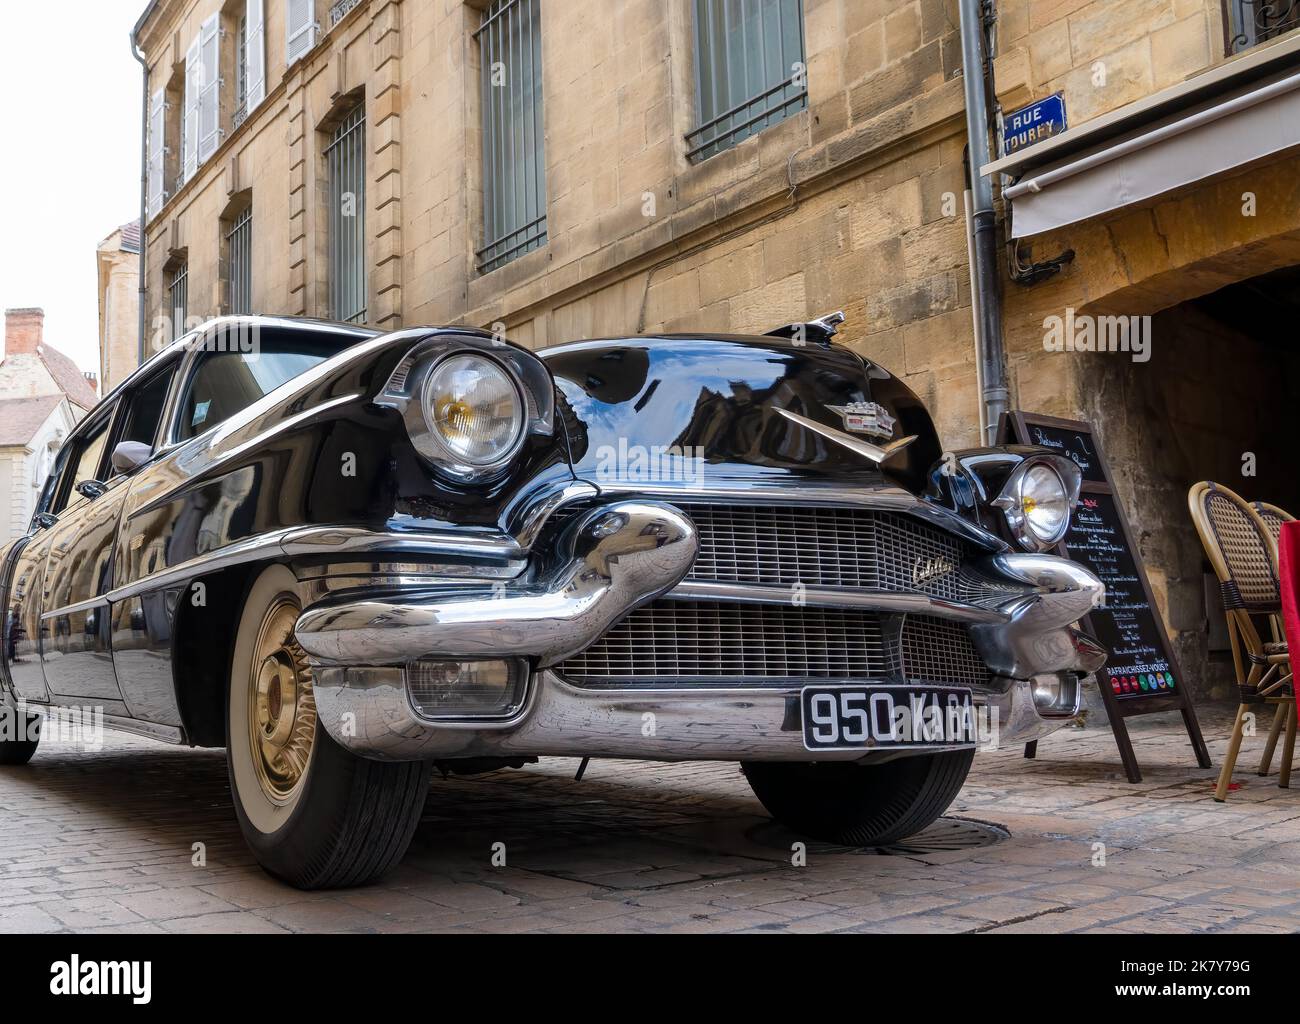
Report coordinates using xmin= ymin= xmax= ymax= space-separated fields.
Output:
xmin=295 ymin=501 xmax=698 ymax=668
xmin=105 ymin=526 xmax=525 ymax=606
xmin=279 ymin=526 xmax=526 ymax=568
xmin=666 ymin=579 xmax=1011 ymax=623
xmin=105 ymin=530 xmax=303 ymax=604
xmin=40 ymin=596 xmax=110 ymax=622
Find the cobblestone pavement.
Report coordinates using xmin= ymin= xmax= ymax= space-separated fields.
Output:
xmin=2 ymin=703 xmax=1299 ymax=933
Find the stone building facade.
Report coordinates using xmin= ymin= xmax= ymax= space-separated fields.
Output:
xmin=96 ymin=221 xmax=143 ymax=395
xmin=132 ymin=0 xmax=1300 ymax=701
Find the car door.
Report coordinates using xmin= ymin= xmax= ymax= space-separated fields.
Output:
xmin=101 ymin=358 xmax=185 ymax=725
xmin=39 ymin=401 xmax=130 ymax=706
xmin=3 ymin=440 xmax=77 ymax=704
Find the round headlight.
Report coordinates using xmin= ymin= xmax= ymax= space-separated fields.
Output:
xmin=1019 ymin=462 xmax=1070 ymax=546
xmin=421 ymin=354 xmax=524 ymax=469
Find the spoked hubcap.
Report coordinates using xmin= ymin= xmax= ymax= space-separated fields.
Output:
xmin=249 ymin=598 xmax=316 ymax=803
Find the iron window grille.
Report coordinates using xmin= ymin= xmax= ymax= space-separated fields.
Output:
xmin=474 ymin=0 xmax=547 ymax=274
xmin=687 ymin=0 xmax=807 ymax=163
xmin=169 ymin=263 xmax=189 ymax=341
xmin=226 ymin=206 xmax=253 ymax=315
xmin=1224 ymin=0 xmax=1300 ymax=54
xmin=327 ymin=103 xmax=368 ymax=324
xmin=330 ymin=0 xmax=363 ymax=27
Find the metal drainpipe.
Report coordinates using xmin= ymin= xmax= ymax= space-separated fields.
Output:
xmin=131 ymin=34 xmax=150 ymax=369
xmin=957 ymin=0 xmax=1008 ymax=445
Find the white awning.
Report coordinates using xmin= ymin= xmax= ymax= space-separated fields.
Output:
xmin=988 ymin=51 xmax=1300 ymax=238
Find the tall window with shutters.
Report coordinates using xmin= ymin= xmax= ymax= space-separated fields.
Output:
xmin=182 ymin=36 xmax=201 ymax=184
xmin=180 ymin=14 xmax=223 ymax=185
xmin=146 ymin=88 xmax=166 ymax=219
xmin=687 ymin=0 xmax=808 ymax=163
xmin=287 ymin=0 xmax=320 ymax=66
xmin=475 ymin=0 xmax=547 ymax=274
xmin=244 ymin=0 xmax=267 ymax=119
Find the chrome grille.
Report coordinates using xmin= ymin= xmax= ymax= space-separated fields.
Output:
xmin=676 ymin=504 xmax=985 ymax=602
xmin=901 ymin=615 xmax=991 ymax=687
xmin=559 ymin=602 xmax=991 ymax=689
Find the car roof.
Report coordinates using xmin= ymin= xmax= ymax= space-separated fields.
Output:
xmin=103 ymin=315 xmax=380 ymax=406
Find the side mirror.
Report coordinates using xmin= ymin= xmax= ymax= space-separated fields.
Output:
xmin=75 ymin=480 xmax=108 ymax=501
xmin=111 ymin=441 xmax=153 ymax=475
xmin=33 ymin=512 xmax=58 ymax=531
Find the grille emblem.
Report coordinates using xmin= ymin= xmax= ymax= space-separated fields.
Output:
xmin=913 ymin=556 xmax=956 ymax=588
xmin=827 ymin=401 xmax=896 ymax=440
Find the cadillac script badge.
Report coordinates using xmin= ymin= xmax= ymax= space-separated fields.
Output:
xmin=826 ymin=402 xmax=896 ymax=441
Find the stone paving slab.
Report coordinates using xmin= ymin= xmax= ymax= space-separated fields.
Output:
xmin=1 ymin=703 xmax=1299 ymax=933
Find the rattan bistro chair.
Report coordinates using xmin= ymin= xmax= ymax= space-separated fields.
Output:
xmin=1188 ymin=482 xmax=1293 ymax=801
xmin=1252 ymin=501 xmax=1296 ymax=551
xmin=1251 ymin=500 xmax=1297 ymax=777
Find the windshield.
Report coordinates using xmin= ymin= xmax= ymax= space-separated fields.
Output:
xmin=176 ymin=328 xmax=363 ymax=442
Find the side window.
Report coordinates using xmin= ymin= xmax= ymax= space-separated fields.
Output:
xmin=113 ymin=364 xmax=177 ymax=471
xmin=52 ymin=416 xmax=112 ymax=514
xmin=35 ymin=440 xmax=75 ymax=519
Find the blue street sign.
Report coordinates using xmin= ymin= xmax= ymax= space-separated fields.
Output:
xmin=1001 ymin=93 xmax=1067 ymax=156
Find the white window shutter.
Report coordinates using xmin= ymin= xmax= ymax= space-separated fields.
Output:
xmin=147 ymin=87 xmax=166 ymax=218
xmin=286 ymin=0 xmax=317 ymax=66
xmin=246 ymin=0 xmax=266 ymax=111
xmin=198 ymin=14 xmax=222 ymax=162
xmin=182 ymin=36 xmax=201 ymax=182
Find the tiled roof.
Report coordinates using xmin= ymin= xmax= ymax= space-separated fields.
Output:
xmin=36 ymin=343 xmax=99 ymax=411
xmin=0 ymin=395 xmax=65 ymax=446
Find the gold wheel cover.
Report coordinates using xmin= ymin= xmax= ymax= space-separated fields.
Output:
xmin=248 ymin=597 xmax=317 ymax=804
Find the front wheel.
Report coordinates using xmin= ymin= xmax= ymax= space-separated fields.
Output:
xmin=226 ymin=566 xmax=431 ymax=889
xmin=742 ymin=749 xmax=974 ymax=846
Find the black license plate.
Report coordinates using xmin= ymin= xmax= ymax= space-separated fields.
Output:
xmin=801 ymin=685 xmax=977 ymax=752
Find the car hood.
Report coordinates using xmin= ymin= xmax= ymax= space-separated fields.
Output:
xmin=539 ymin=334 xmax=942 ymax=494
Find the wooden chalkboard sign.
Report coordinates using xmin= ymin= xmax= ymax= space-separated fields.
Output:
xmin=998 ymin=412 xmax=1211 ymax=782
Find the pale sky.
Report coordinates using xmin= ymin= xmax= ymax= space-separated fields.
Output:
xmin=0 ymin=0 xmax=146 ymax=375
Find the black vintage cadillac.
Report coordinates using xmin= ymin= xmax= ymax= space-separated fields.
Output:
xmin=0 ymin=314 xmax=1104 ymax=888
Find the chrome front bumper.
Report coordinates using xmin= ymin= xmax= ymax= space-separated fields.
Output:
xmin=311 ymin=668 xmax=1077 ymax=762
xmin=295 ymin=501 xmax=698 ymax=668
xmin=294 ymin=497 xmax=1106 ymax=764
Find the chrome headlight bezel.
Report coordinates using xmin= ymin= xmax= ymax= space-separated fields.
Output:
xmin=415 ymin=352 xmax=527 ymax=479
xmin=374 ymin=332 xmax=556 ymax=486
xmin=991 ymin=455 xmax=1082 ymax=552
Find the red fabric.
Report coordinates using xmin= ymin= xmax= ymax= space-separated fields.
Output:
xmin=1279 ymin=522 xmax=1300 ymax=712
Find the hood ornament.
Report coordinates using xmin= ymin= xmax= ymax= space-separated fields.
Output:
xmin=826 ymin=401 xmax=897 ymax=441
xmin=777 ymin=408 xmax=917 ymax=466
